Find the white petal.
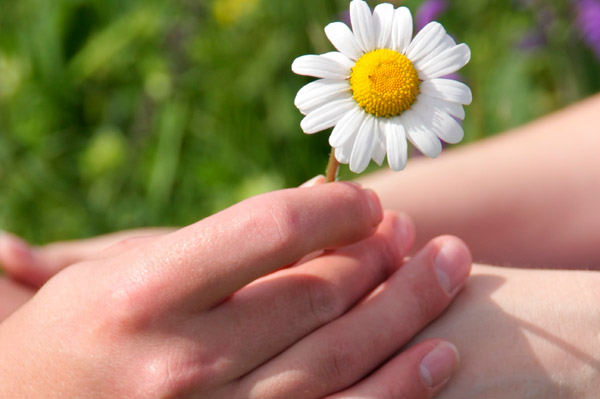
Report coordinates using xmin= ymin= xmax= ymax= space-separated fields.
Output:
xmin=292 ymin=54 xmax=351 ymax=79
xmin=295 ymin=79 xmax=351 ymax=115
xmin=413 ymin=34 xmax=456 ymax=70
xmin=392 ymin=7 xmax=413 ymax=54
xmin=371 ymin=120 xmax=387 ymax=165
xmin=439 ymin=33 xmax=457 ymax=49
xmin=329 ymin=106 xmax=365 ymax=147
xmin=349 ymin=114 xmax=377 ymax=173
xmin=434 ymin=113 xmax=464 ymax=144
xmin=350 ymin=0 xmax=375 ymax=53
xmin=405 ymin=22 xmax=447 ymax=63
xmin=372 ymin=139 xmax=386 ymax=166
xmin=417 ymin=93 xmax=465 ymax=119
xmin=413 ymin=102 xmax=464 ymax=144
xmin=320 ymin=51 xmax=356 ymax=71
xmin=383 ymin=117 xmax=408 ymax=171
xmin=418 ymin=43 xmax=471 ymax=79
xmin=324 ymin=22 xmax=363 ymax=60
xmin=335 ymin=134 xmax=356 ymax=164
xmin=300 ymin=98 xmax=356 ymax=134
xmin=401 ymin=109 xmax=442 ymax=158
xmin=373 ymin=3 xmax=394 ymax=49
xmin=420 ymin=78 xmax=472 ymax=105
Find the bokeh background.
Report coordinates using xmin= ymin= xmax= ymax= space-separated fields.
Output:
xmin=0 ymin=0 xmax=598 ymax=243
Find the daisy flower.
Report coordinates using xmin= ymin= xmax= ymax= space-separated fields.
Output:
xmin=292 ymin=0 xmax=472 ymax=174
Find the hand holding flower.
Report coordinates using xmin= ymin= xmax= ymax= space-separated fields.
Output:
xmin=0 ymin=183 xmax=471 ymax=398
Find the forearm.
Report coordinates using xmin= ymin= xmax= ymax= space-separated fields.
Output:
xmin=361 ymin=94 xmax=600 ymax=268
xmin=413 ymin=264 xmax=600 ymax=399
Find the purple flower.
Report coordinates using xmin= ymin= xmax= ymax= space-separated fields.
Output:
xmin=575 ymin=0 xmax=600 ymax=59
xmin=512 ymin=2 xmax=556 ymax=53
xmin=415 ymin=0 xmax=448 ymax=31
xmin=518 ymin=29 xmax=547 ymax=52
xmin=339 ymin=10 xmax=352 ymax=27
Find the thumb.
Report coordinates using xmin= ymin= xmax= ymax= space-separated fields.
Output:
xmin=0 ymin=232 xmax=50 ymax=288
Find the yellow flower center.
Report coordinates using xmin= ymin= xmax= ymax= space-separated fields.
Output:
xmin=349 ymin=49 xmax=420 ymax=118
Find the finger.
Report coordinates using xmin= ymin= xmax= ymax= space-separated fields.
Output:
xmin=0 ymin=232 xmax=45 ymax=287
xmin=325 ymin=340 xmax=459 ymax=399
xmin=0 ymin=276 xmax=35 ymax=321
xmin=294 ymin=175 xmax=328 ymax=264
xmin=0 ymin=229 xmax=172 ymax=287
xmin=235 ymin=236 xmax=471 ymax=398
xmin=116 ymin=182 xmax=383 ymax=312
xmin=195 ymin=212 xmax=414 ymax=383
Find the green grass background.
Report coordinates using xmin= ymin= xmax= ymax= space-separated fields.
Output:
xmin=0 ymin=0 xmax=598 ymax=243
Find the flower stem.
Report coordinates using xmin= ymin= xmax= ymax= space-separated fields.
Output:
xmin=325 ymin=148 xmax=339 ymax=183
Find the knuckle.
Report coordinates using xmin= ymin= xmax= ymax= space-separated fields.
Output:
xmin=318 ymin=339 xmax=362 ymax=387
xmin=100 ymin=257 xmax=165 ymax=330
xmin=370 ymin=233 xmax=404 ymax=277
xmin=46 ymin=263 xmax=141 ymax=333
xmin=135 ymin=347 xmax=221 ymax=398
xmin=405 ymin=276 xmax=446 ymax=321
xmin=302 ymin=278 xmax=344 ymax=325
xmin=244 ymin=196 xmax=299 ymax=252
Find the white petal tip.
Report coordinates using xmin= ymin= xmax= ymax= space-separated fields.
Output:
xmin=291 ymin=56 xmax=308 ymax=74
xmin=300 ymin=118 xmax=320 ymax=134
xmin=349 ymin=164 xmax=369 ymax=173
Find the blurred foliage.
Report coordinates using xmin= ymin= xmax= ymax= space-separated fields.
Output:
xmin=0 ymin=0 xmax=598 ymax=242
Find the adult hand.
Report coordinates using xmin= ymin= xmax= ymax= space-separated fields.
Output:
xmin=412 ymin=265 xmax=600 ymax=398
xmin=0 ymin=182 xmax=471 ymax=398
xmin=0 ymin=178 xmax=328 ymax=318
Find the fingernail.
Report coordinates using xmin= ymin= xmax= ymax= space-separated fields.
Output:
xmin=434 ymin=240 xmax=471 ymax=295
xmin=420 ymin=342 xmax=459 ymax=388
xmin=394 ymin=214 xmax=414 ymax=255
xmin=364 ymin=189 xmax=383 ymax=225
xmin=300 ymin=175 xmax=326 ymax=188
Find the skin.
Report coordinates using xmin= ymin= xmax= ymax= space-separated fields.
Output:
xmin=361 ymin=93 xmax=600 ymax=269
xmin=0 ymin=182 xmax=470 ymax=399
xmin=358 ymin=93 xmax=600 ymax=397
xmin=414 ymin=265 xmax=600 ymax=399
xmin=4 ymin=233 xmax=600 ymax=398
xmin=3 ymin=95 xmax=598 ymax=398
